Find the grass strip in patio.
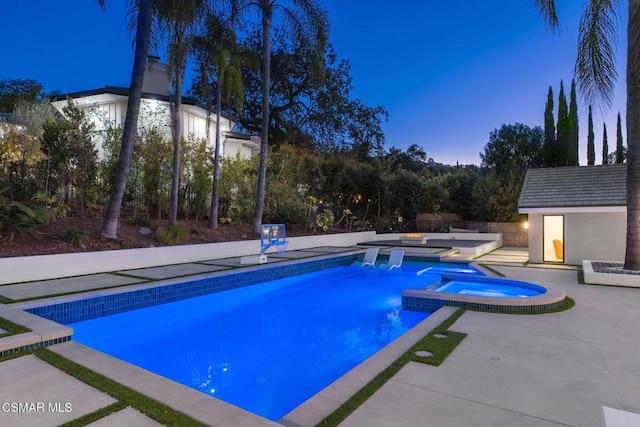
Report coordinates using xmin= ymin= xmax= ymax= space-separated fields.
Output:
xmin=0 ymin=316 xmax=31 ymax=337
xmin=0 ymin=295 xmax=15 ymax=304
xmin=316 ymin=309 xmax=467 ymax=426
xmin=58 ymin=402 xmax=128 ymax=427
xmin=34 ymin=348 xmax=207 ymax=427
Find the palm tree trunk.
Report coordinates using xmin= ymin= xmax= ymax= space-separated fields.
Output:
xmin=100 ymin=0 xmax=152 ymax=239
xmin=169 ymin=61 xmax=184 ymax=226
xmin=625 ymin=0 xmax=640 ymax=270
xmin=209 ymin=82 xmax=222 ymax=229
xmin=252 ymin=13 xmax=271 ymax=233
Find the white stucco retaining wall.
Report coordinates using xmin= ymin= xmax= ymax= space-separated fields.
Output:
xmin=0 ymin=232 xmax=376 ymax=285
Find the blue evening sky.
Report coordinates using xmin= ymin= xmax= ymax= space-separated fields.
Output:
xmin=0 ymin=1 xmax=627 ymax=165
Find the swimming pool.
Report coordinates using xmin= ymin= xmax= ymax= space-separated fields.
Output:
xmin=70 ymin=261 xmax=469 ymax=420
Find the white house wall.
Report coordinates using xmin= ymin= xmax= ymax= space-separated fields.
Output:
xmin=224 ymin=139 xmax=253 ymax=159
xmin=59 ymin=98 xmax=256 ymax=160
xmin=527 ymin=212 xmax=626 ymax=264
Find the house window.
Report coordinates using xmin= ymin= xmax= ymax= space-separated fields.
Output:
xmin=543 ymin=215 xmax=564 ymax=263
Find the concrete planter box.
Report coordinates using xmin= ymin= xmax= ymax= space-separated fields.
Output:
xmin=583 ymin=260 xmax=640 ymax=288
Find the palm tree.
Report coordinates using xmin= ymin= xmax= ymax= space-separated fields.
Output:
xmin=155 ymin=0 xmax=209 ymax=226
xmin=233 ymin=0 xmax=329 ymax=233
xmin=535 ymin=0 xmax=640 ymax=270
xmin=193 ymin=13 xmax=251 ymax=229
xmin=100 ymin=0 xmax=153 ymax=239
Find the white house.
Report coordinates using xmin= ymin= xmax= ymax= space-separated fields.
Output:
xmin=518 ymin=164 xmax=627 ymax=264
xmin=51 ymin=58 xmax=260 ymax=160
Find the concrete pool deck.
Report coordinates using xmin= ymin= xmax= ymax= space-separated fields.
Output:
xmin=0 ymin=247 xmax=639 ymax=426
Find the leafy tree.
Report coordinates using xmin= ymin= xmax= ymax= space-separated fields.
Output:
xmin=535 ymin=0 xmax=640 ymax=270
xmin=192 ymin=12 xmax=253 ymax=228
xmin=442 ymin=167 xmax=478 ymax=220
xmin=100 ymin=0 xmax=153 ymax=238
xmin=602 ymin=123 xmax=609 ymax=165
xmin=12 ymin=99 xmax=55 ymax=138
xmin=39 ymin=100 xmax=97 ymax=217
xmin=155 ymin=0 xmax=210 ymax=226
xmin=543 ymin=86 xmax=556 ymax=166
xmin=0 ymin=99 xmax=54 ymax=199
xmin=232 ymin=0 xmax=329 ymax=233
xmin=388 ymin=169 xmax=426 ymax=226
xmin=0 ymin=78 xmax=43 ymax=113
xmin=569 ymin=79 xmax=579 ymax=165
xmin=138 ymin=127 xmax=172 ymax=219
xmin=616 ymin=111 xmax=625 ymax=163
xmin=587 ymin=105 xmax=595 ymax=165
xmin=218 ymin=154 xmax=257 ymax=223
xmin=478 ymin=123 xmax=543 ymax=221
xmin=479 ymin=123 xmax=544 ymax=174
xmin=182 ymin=136 xmax=212 ymax=220
xmin=471 ymin=168 xmax=525 ymax=222
xmin=386 ymin=144 xmax=429 ymax=173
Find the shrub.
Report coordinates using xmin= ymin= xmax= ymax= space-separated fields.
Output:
xmin=0 ymin=186 xmax=51 ymax=240
xmin=155 ymin=223 xmax=188 ymax=245
xmin=315 ymin=210 xmax=335 ymax=233
xmin=272 ymin=204 xmax=306 ymax=228
xmin=61 ymin=227 xmax=87 ymax=247
xmin=127 ymin=216 xmax=151 ymax=227
xmin=219 ymin=217 xmax=234 ymax=225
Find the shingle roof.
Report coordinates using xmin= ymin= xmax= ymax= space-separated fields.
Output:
xmin=50 ymin=86 xmax=201 ymax=106
xmin=518 ymin=164 xmax=627 ymax=209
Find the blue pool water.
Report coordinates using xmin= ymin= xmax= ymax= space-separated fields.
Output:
xmin=71 ymin=261 xmax=472 ymax=420
xmin=432 ymin=278 xmax=546 ymax=298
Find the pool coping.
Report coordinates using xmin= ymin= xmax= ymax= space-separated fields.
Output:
xmin=0 ymin=304 xmax=72 ymax=356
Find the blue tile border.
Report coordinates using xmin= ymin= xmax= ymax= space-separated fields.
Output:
xmin=0 ymin=336 xmax=71 ymax=357
xmin=26 ymin=254 xmax=361 ymax=325
xmin=402 ymin=295 xmax=565 ymax=314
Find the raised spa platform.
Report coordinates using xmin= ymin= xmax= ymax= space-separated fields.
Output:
xmin=402 ymin=266 xmax=567 ymax=313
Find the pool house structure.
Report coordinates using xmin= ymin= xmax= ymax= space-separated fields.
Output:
xmin=518 ymin=164 xmax=627 ymax=265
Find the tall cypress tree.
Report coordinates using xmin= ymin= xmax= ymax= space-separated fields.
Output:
xmin=568 ymin=79 xmax=579 ymax=165
xmin=587 ymin=105 xmax=595 ymax=165
xmin=616 ymin=112 xmax=624 ymax=163
xmin=556 ymin=80 xmax=570 ymax=166
xmin=543 ymin=86 xmax=556 ymax=166
xmin=602 ymin=123 xmax=609 ymax=165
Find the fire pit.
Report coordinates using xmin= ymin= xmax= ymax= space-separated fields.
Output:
xmin=402 ymin=233 xmax=428 ymax=245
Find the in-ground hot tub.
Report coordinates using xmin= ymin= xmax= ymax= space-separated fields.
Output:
xmin=430 ymin=276 xmax=547 ymax=298
xmin=403 ymin=271 xmax=567 ymax=313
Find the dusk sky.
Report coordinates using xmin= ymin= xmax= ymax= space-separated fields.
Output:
xmin=0 ymin=1 xmax=628 ymax=166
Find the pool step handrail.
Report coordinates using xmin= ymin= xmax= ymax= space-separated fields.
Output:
xmin=260 ymin=224 xmax=289 ymax=255
xmin=352 ymin=247 xmax=379 ymax=267
xmin=379 ymin=249 xmax=405 ymax=271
